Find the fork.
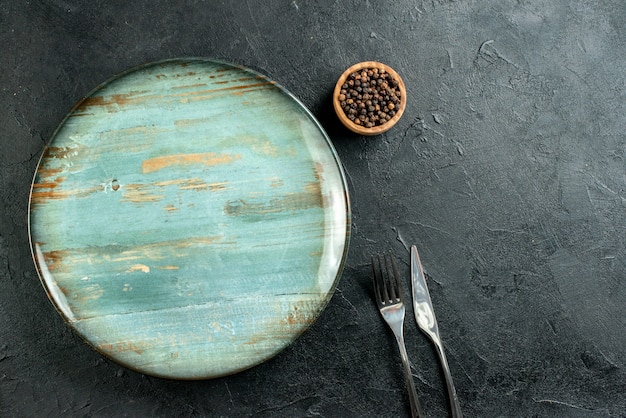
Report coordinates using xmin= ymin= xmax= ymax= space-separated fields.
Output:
xmin=372 ymin=253 xmax=424 ymax=418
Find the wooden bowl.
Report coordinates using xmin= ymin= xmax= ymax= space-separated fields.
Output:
xmin=333 ymin=61 xmax=407 ymax=136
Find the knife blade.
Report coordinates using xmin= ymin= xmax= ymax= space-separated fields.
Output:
xmin=410 ymin=245 xmax=438 ymax=338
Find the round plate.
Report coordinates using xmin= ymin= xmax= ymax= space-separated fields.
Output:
xmin=28 ymin=58 xmax=350 ymax=379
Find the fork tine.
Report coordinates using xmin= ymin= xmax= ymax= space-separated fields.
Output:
xmin=371 ymin=255 xmax=382 ymax=305
xmin=373 ymin=252 xmax=405 ymax=306
xmin=379 ymin=254 xmax=391 ymax=303
xmin=388 ymin=252 xmax=403 ymax=302
xmin=375 ymin=253 xmax=392 ymax=305
xmin=377 ymin=252 xmax=400 ymax=303
xmin=383 ymin=254 xmax=396 ymax=303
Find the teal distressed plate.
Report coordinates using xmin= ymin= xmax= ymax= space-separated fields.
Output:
xmin=28 ymin=58 xmax=350 ymax=379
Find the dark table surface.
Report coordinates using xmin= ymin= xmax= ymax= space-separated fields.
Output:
xmin=2 ymin=1 xmax=626 ymax=416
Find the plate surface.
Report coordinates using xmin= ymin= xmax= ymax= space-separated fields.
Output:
xmin=28 ymin=58 xmax=350 ymax=379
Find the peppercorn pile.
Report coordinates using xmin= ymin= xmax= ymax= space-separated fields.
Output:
xmin=338 ymin=68 xmax=402 ymax=128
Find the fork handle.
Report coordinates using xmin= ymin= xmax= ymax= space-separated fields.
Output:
xmin=432 ymin=338 xmax=463 ymax=418
xmin=395 ymin=335 xmax=425 ymax=418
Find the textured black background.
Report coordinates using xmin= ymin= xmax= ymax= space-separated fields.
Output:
xmin=2 ymin=1 xmax=626 ymax=416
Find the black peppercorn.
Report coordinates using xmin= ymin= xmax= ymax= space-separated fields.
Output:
xmin=338 ymin=67 xmax=402 ymax=128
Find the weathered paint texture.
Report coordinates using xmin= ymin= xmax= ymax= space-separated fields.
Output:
xmin=28 ymin=59 xmax=350 ymax=379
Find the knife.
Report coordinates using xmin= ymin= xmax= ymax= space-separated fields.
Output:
xmin=411 ymin=245 xmax=463 ymax=418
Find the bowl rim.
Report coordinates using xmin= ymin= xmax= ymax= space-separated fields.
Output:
xmin=333 ymin=61 xmax=407 ymax=136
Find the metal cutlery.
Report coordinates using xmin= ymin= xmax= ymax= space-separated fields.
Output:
xmin=411 ymin=245 xmax=463 ymax=418
xmin=372 ymin=253 xmax=424 ymax=418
